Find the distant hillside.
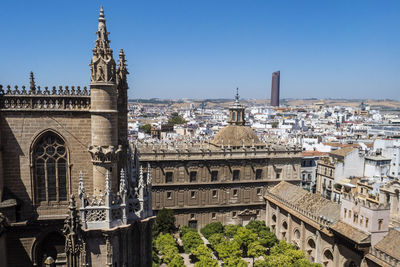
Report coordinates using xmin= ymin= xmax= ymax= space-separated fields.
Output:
xmin=129 ymin=98 xmax=400 ymax=109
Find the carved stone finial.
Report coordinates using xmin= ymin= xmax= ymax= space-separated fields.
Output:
xmin=78 ymin=171 xmax=85 ymax=198
xmin=139 ymin=166 xmax=144 ymax=188
xmin=29 ymin=71 xmax=36 ymax=91
xmin=119 ymin=169 xmax=127 ymax=194
xmin=105 ymin=170 xmax=111 ymax=194
xmin=63 ymin=194 xmax=84 ymax=265
xmin=147 ymin=163 xmax=152 ymax=185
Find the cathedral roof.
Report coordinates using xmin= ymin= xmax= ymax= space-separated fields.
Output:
xmin=267 ymin=181 xmax=341 ymax=223
xmin=212 ymin=124 xmax=261 ymax=147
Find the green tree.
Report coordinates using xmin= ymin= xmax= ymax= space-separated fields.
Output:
xmin=256 ymin=240 xmax=321 ymax=267
xmin=215 ymin=240 xmax=242 ymax=260
xmin=168 ymin=112 xmax=186 ymax=125
xmin=167 ymin=254 xmax=185 ymax=267
xmin=180 ymin=225 xmax=197 ymax=238
xmin=153 ymin=208 xmax=177 ymax=236
xmin=194 ymin=257 xmax=219 ymax=267
xmin=233 ymin=227 xmax=257 ymax=256
xmin=139 ymin=123 xmax=152 ymax=134
xmin=248 ymin=241 xmax=267 ymax=265
xmin=181 ymin=231 xmax=203 ymax=253
xmin=200 ymin=222 xmax=224 ymax=239
xmin=224 ymin=224 xmax=240 ymax=238
xmin=258 ymin=230 xmax=279 ymax=248
xmin=271 ymin=121 xmax=279 ymax=128
xmin=245 ymin=220 xmax=269 ymax=234
xmin=154 ymin=233 xmax=177 ymax=253
xmin=191 ymin=244 xmax=213 ymax=261
xmin=152 ymin=249 xmax=160 ymax=267
xmin=224 ymin=256 xmax=248 ymax=267
xmin=154 ymin=233 xmax=183 ymax=266
xmin=208 ymin=233 xmax=226 ymax=248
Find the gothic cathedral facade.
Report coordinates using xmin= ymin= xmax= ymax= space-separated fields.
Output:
xmin=0 ymin=7 xmax=153 ymax=267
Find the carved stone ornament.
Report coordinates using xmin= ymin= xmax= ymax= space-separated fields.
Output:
xmin=88 ymin=145 xmax=122 ymax=163
xmin=90 ymin=7 xmax=116 ymax=84
xmin=63 ymin=195 xmax=85 ymax=267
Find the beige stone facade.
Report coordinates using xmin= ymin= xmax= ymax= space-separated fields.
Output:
xmin=139 ymin=95 xmax=302 ymax=229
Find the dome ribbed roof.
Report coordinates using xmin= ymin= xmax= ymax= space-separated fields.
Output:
xmin=212 ymin=125 xmax=260 ymax=147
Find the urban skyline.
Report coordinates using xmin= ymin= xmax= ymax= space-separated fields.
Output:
xmin=1 ymin=0 xmax=400 ymax=100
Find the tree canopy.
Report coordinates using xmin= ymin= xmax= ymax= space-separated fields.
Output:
xmin=168 ymin=112 xmax=186 ymax=125
xmin=200 ymin=221 xmax=224 ymax=239
xmin=139 ymin=123 xmax=152 ymax=134
xmin=152 ymin=208 xmax=177 ymax=237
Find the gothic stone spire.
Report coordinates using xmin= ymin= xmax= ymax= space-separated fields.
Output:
xmin=117 ymin=49 xmax=129 ymax=79
xmin=90 ymin=6 xmax=116 ymax=84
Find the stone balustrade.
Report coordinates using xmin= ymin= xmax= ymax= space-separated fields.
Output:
xmin=0 ymin=85 xmax=90 ymax=111
xmin=369 ymin=247 xmax=399 ymax=266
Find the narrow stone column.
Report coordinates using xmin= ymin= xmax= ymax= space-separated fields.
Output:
xmin=315 ymin=231 xmax=321 ymax=263
xmin=287 ymin=213 xmax=292 ymax=242
xmin=300 ymin=221 xmax=305 ymax=250
xmin=333 ymin=242 xmax=340 ymax=267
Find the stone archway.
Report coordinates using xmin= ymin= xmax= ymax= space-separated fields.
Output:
xmin=292 ymin=229 xmax=301 ymax=249
xmin=32 ymin=231 xmax=66 ymax=267
xmin=281 ymin=220 xmax=288 ymax=240
xmin=306 ymin=238 xmax=316 ymax=263
xmin=323 ymin=249 xmax=334 ymax=267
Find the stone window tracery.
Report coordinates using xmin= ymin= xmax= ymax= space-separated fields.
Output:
xmin=33 ymin=132 xmax=68 ymax=203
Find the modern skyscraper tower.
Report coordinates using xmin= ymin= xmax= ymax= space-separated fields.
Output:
xmin=270 ymin=71 xmax=280 ymax=107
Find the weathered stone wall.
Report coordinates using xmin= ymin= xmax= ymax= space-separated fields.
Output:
xmin=0 ymin=111 xmax=92 ymax=219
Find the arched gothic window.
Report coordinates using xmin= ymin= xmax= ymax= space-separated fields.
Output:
xmin=33 ymin=132 xmax=68 ymax=203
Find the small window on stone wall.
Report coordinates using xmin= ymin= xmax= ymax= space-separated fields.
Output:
xmin=233 ymin=170 xmax=240 ymax=181
xmin=232 ymin=211 xmax=237 ymax=218
xmin=233 ymin=189 xmax=238 ymax=197
xmin=212 ymin=190 xmax=218 ymax=198
xmin=165 ymin=172 xmax=173 ymax=183
xmin=378 ymin=219 xmax=383 ymax=230
xmin=211 ymin=171 xmax=218 ymax=182
xmin=191 ymin=191 xmax=196 ymax=199
xmin=167 ymin=192 xmax=172 ymax=199
xmin=212 ymin=212 xmax=216 ymax=219
xmin=190 ymin=171 xmax=197 ymax=182
xmin=256 ymin=169 xmax=262 ymax=180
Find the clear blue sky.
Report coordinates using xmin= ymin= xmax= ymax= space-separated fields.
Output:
xmin=1 ymin=0 xmax=399 ymax=100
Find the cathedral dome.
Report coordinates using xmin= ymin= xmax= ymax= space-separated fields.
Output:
xmin=212 ymin=124 xmax=260 ymax=147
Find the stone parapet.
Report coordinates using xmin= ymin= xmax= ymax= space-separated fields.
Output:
xmin=138 ymin=143 xmax=302 ymax=161
xmin=0 ymin=85 xmax=90 ymax=111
